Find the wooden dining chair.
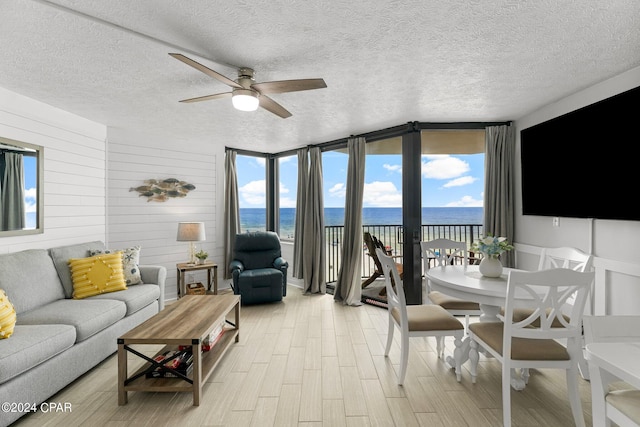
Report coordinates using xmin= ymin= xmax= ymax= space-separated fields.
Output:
xmin=377 ymin=247 xmax=464 ymax=385
xmin=421 ymin=239 xmax=481 ymax=331
xmin=584 ymin=315 xmax=640 ymax=427
xmin=468 ymin=268 xmax=594 ymax=427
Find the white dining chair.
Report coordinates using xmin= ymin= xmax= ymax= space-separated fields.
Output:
xmin=584 ymin=315 xmax=640 ymax=427
xmin=507 ymin=246 xmax=594 ymax=382
xmin=420 ymin=239 xmax=481 ymax=332
xmin=469 ymin=268 xmax=594 ymax=427
xmin=377 ymin=247 xmax=465 ymax=385
xmin=510 ymin=247 xmax=594 ymax=323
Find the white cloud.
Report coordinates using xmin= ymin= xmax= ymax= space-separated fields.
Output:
xmin=363 ymin=181 xmax=402 ymax=207
xmin=328 ymin=183 xmax=346 ymax=198
xmin=239 ymin=180 xmax=295 ymax=206
xmin=278 ymin=182 xmax=295 ymax=207
xmin=24 ymin=187 xmax=37 ymax=213
xmin=254 ymin=158 xmax=266 ymax=167
xmin=239 ymin=180 xmax=265 ymax=205
xmin=383 ymin=163 xmax=401 ymax=173
xmin=422 ymin=155 xmax=470 ymax=179
xmin=442 ymin=175 xmax=477 ymax=188
xmin=444 ymin=195 xmax=483 ymax=207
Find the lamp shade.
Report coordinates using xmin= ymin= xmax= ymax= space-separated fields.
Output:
xmin=232 ymin=89 xmax=259 ymax=111
xmin=176 ymin=222 xmax=206 ymax=242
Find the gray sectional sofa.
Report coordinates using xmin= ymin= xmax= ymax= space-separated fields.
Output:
xmin=0 ymin=241 xmax=166 ymax=427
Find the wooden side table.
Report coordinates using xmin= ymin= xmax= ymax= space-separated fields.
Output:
xmin=176 ymin=262 xmax=218 ymax=298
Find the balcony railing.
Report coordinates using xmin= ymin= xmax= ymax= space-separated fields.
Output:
xmin=325 ymin=223 xmax=483 ymax=283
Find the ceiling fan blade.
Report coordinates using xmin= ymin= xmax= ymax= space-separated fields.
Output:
xmin=252 ymin=78 xmax=327 ymax=95
xmin=169 ymin=53 xmax=242 ymax=89
xmin=179 ymin=92 xmax=232 ymax=103
xmin=259 ymin=95 xmax=292 ymax=118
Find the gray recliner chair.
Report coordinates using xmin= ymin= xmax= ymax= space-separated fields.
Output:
xmin=230 ymin=231 xmax=288 ymax=305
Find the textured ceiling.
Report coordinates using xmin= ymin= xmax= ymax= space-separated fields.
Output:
xmin=1 ymin=0 xmax=639 ymax=152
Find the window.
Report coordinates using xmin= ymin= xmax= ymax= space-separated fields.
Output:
xmin=420 ymin=129 xmax=485 ymax=242
xmin=0 ymin=136 xmax=43 ymax=236
xmin=236 ymin=154 xmax=267 ymax=233
xmin=278 ymin=154 xmax=297 ymax=239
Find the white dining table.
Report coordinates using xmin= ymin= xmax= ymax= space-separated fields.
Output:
xmin=426 ymin=264 xmax=521 ymax=322
xmin=585 ymin=342 xmax=640 ymax=426
xmin=425 ymin=264 xmax=530 ymax=389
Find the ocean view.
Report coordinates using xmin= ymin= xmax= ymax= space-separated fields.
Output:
xmin=240 ymin=207 xmax=483 ymax=238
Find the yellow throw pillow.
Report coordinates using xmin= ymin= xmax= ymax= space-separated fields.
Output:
xmin=0 ymin=289 xmax=17 ymax=339
xmin=68 ymin=252 xmax=127 ymax=299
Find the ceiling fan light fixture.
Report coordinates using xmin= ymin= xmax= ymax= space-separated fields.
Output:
xmin=232 ymin=89 xmax=259 ymax=111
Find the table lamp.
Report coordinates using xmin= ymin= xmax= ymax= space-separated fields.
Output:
xmin=176 ymin=222 xmax=206 ymax=265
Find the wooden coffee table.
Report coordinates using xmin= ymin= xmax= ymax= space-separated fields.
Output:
xmin=117 ymin=294 xmax=240 ymax=405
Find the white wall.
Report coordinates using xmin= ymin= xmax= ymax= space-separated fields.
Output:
xmin=514 ymin=66 xmax=640 ymax=314
xmin=0 ymin=86 xmax=231 ymax=301
xmin=105 ymin=128 xmax=228 ymax=301
xmin=0 ymin=87 xmax=107 ymax=254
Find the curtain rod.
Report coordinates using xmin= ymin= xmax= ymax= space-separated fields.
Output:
xmin=0 ymin=149 xmax=34 ymax=155
xmin=228 ymin=120 xmax=512 ymax=158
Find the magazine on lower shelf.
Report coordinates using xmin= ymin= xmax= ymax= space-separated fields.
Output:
xmin=204 ymin=323 xmax=226 ymax=351
xmin=178 ymin=320 xmax=226 ymax=352
xmin=145 ymin=349 xmax=193 ymax=378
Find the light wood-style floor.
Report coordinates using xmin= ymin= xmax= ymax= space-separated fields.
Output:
xmin=12 ymin=281 xmax=593 ymax=427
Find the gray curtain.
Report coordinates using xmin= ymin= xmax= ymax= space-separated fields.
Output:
xmin=484 ymin=125 xmax=515 ymax=268
xmin=302 ymin=146 xmax=325 ymax=293
xmin=292 ymin=147 xmax=308 ymax=278
xmin=224 ymin=149 xmax=241 ymax=280
xmin=334 ymin=137 xmax=365 ymax=305
xmin=0 ymin=152 xmax=25 ymax=231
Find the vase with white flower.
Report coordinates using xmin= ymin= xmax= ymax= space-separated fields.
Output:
xmin=471 ymin=235 xmax=514 ymax=278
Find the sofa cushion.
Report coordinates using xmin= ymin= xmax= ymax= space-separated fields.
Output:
xmin=90 ymin=246 xmax=142 ymax=285
xmin=18 ymin=299 xmax=126 ymax=342
xmin=68 ymin=252 xmax=127 ymax=299
xmin=0 ymin=324 xmax=76 ymax=384
xmin=0 ymin=289 xmax=17 ymax=339
xmin=87 ymin=284 xmax=160 ymax=315
xmin=49 ymin=241 xmax=106 ymax=298
xmin=0 ymin=249 xmax=65 ymax=314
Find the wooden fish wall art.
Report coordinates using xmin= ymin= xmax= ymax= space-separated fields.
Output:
xmin=130 ymin=178 xmax=196 ymax=202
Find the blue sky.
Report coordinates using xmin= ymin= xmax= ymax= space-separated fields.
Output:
xmin=236 ymin=151 xmax=484 ymax=209
xmin=24 ymin=156 xmax=37 ymax=228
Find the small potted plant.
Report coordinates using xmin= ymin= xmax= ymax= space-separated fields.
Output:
xmin=195 ymin=249 xmax=208 ymax=265
xmin=471 ymin=234 xmax=514 ymax=277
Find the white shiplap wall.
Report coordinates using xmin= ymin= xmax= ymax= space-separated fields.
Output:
xmin=105 ymin=128 xmax=220 ymax=301
xmin=0 ymin=87 xmax=106 ymax=254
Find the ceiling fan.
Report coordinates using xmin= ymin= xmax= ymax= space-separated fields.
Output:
xmin=169 ymin=53 xmax=327 ymax=118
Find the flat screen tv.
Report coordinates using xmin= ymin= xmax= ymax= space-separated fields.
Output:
xmin=520 ymin=84 xmax=640 ymax=221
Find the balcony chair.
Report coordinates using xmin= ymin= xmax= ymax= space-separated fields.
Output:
xmin=377 ymin=247 xmax=464 ymax=385
xmin=230 ymin=231 xmax=288 ymax=305
xmin=584 ymin=315 xmax=640 ymax=427
xmin=468 ymin=268 xmax=594 ymax=427
xmin=362 ymin=231 xmax=403 ymax=292
xmin=421 ymin=238 xmax=481 ymax=332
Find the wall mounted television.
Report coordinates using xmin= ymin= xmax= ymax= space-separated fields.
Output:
xmin=520 ymin=84 xmax=640 ymax=221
